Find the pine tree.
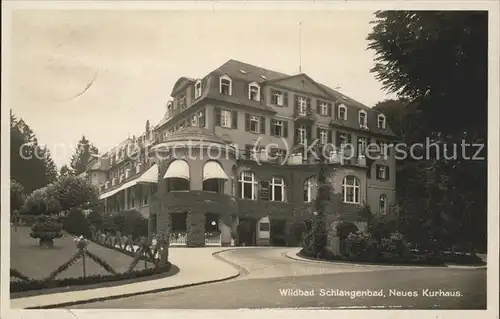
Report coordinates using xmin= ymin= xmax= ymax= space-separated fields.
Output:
xmin=70 ymin=135 xmax=99 ymax=176
xmin=10 ymin=112 xmax=53 ymax=193
xmin=60 ymin=164 xmax=74 ymax=177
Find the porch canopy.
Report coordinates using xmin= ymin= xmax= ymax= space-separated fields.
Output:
xmin=136 ymin=164 xmax=158 ymax=183
xmin=202 ymin=161 xmax=228 ymax=181
xmin=99 ymin=164 xmax=158 ymax=200
xmin=163 ymin=160 xmax=190 ymax=180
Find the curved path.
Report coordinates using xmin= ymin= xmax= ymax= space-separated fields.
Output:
xmin=73 ymin=247 xmax=486 ymax=309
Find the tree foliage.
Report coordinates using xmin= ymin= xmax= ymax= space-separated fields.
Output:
xmin=10 ymin=179 xmax=26 ymax=212
xmin=59 ymin=164 xmax=75 ymax=177
xmin=70 ymin=135 xmax=99 ymax=176
xmin=49 ymin=175 xmax=100 ymax=213
xmin=11 ymin=112 xmax=58 ymax=193
xmin=21 ymin=186 xmax=62 ymax=216
xmin=368 ymin=11 xmax=487 ymax=251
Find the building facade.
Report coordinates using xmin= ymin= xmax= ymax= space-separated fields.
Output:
xmin=86 ymin=59 xmax=397 ymax=247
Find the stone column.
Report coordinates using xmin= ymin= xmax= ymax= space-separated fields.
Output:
xmin=124 ymin=189 xmax=128 ymax=210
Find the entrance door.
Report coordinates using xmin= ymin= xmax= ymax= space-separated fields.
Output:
xmin=270 ymin=219 xmax=287 ymax=246
xmin=237 ymin=217 xmax=257 ymax=246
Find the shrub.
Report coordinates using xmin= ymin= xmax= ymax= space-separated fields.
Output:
xmin=63 ymin=208 xmax=91 ymax=237
xmin=111 ymin=210 xmax=148 ymax=239
xmin=368 ymin=217 xmax=398 ymax=241
xmin=286 ymin=221 xmax=308 ymax=246
xmin=87 ymin=210 xmax=104 ymax=230
xmin=336 ymin=222 xmax=359 ymax=240
xmin=380 ymin=231 xmax=412 ymax=258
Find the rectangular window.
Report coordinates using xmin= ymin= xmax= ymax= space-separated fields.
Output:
xmin=376 ymin=165 xmax=390 ymax=180
xmin=250 ymin=116 xmax=260 ymax=133
xmin=249 ymin=85 xmax=260 ymax=101
xmin=195 ymin=82 xmax=202 ymax=99
xmin=220 ymin=79 xmax=231 ymax=95
xmin=319 ymin=129 xmax=328 ymax=145
xmin=191 ymin=115 xmax=197 ymax=127
xmin=359 ymin=112 xmax=367 ymax=127
xmin=339 ymin=132 xmax=348 ymax=146
xmin=298 ymin=96 xmax=307 ymax=115
xmin=358 ymin=137 xmax=368 ymax=156
xmin=298 ymin=126 xmax=307 ymax=144
xmin=271 ymin=90 xmax=284 ymax=106
xmin=320 ymin=101 xmax=329 ymax=116
xmin=272 ymin=119 xmax=283 ymax=137
xmin=221 ymin=110 xmax=232 ymax=128
xmin=198 ymin=110 xmax=206 ymax=127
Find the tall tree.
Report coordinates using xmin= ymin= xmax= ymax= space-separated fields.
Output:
xmin=368 ymin=11 xmax=488 ymax=251
xmin=10 ymin=113 xmax=54 ymax=193
xmin=70 ymin=135 xmax=99 ymax=176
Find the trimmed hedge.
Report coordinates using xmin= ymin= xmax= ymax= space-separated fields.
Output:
xmin=299 ymin=249 xmax=486 ymax=266
xmin=10 ymin=263 xmax=171 ymax=293
xmin=299 ymin=249 xmax=445 ymax=266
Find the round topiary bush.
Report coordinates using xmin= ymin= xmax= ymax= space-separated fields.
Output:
xmin=30 ymin=217 xmax=63 ymax=248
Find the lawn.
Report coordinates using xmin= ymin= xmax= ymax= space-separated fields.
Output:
xmin=11 ymin=226 xmax=152 ymax=280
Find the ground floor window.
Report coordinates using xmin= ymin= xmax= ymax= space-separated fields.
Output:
xmin=379 ymin=194 xmax=387 ymax=215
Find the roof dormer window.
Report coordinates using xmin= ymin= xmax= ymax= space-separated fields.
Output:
xmin=195 ymin=79 xmax=202 ymax=99
xmin=219 ymin=75 xmax=232 ymax=96
xmin=338 ymin=104 xmax=347 ymax=120
xmin=377 ymin=114 xmax=387 ymax=129
xmin=358 ymin=110 xmax=368 ymax=128
xmin=248 ymin=82 xmax=260 ymax=102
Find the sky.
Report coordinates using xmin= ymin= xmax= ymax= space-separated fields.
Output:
xmin=10 ymin=9 xmax=395 ymax=168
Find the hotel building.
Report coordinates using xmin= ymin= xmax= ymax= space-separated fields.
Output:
xmin=85 ymin=59 xmax=397 ymax=247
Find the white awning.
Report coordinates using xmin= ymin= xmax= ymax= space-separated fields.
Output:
xmin=99 ymin=179 xmax=137 ymax=200
xmin=203 ymin=161 xmax=228 ymax=181
xmin=163 ymin=160 xmax=190 ymax=180
xmin=136 ymin=164 xmax=158 ymax=183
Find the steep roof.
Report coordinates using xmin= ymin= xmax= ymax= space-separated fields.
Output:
xmin=213 ymin=59 xmax=289 ymax=83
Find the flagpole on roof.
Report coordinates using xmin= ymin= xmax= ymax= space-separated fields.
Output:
xmin=299 ymin=21 xmax=302 ymax=73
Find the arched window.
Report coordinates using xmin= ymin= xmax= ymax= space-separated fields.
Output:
xmin=358 ymin=110 xmax=368 ymax=128
xmin=377 ymin=114 xmax=386 ymax=129
xmin=248 ymin=82 xmax=260 ymax=101
xmin=195 ymin=79 xmax=202 ymax=99
xmin=303 ymin=176 xmax=317 ymax=203
xmin=338 ymin=104 xmax=347 ymax=120
xmin=270 ymin=177 xmax=285 ymax=202
xmin=342 ymin=175 xmax=360 ymax=204
xmin=379 ymin=194 xmax=387 ymax=215
xmin=238 ymin=171 xmax=257 ymax=200
xmin=219 ymin=75 xmax=232 ymax=96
